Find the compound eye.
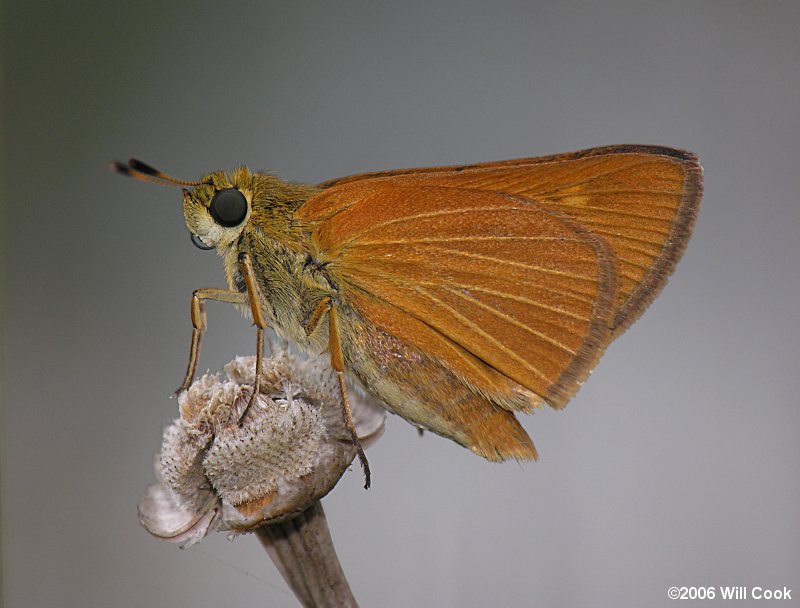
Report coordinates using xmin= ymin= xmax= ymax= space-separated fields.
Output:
xmin=209 ymin=188 xmax=248 ymax=227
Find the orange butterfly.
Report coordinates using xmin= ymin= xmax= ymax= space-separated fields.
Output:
xmin=114 ymin=145 xmax=702 ymax=486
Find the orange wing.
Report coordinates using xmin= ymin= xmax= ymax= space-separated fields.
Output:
xmin=298 ymin=183 xmax=617 ymax=408
xmin=319 ymin=145 xmax=702 ymax=336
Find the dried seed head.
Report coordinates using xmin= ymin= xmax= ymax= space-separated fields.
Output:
xmin=139 ymin=348 xmax=385 ymax=547
xmin=204 ymin=396 xmax=326 ymax=505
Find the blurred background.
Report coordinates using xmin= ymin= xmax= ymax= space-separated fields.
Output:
xmin=2 ymin=2 xmax=799 ymax=607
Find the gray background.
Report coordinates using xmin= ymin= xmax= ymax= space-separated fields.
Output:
xmin=2 ymin=2 xmax=799 ymax=607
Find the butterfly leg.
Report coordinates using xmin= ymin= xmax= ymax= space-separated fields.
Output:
xmin=306 ymin=297 xmax=371 ymax=489
xmin=178 ymin=253 xmax=267 ymax=411
xmin=237 ymin=252 xmax=268 ymax=412
xmin=178 ymin=288 xmax=249 ymax=393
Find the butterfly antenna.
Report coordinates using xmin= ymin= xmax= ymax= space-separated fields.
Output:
xmin=110 ymin=159 xmax=209 ymax=187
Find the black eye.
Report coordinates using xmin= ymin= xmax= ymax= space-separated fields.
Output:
xmin=209 ymin=188 xmax=248 ymax=227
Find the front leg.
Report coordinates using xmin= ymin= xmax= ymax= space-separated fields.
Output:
xmin=179 ymin=253 xmax=268 ymax=411
xmin=306 ymin=298 xmax=371 ymax=489
xmin=179 ymin=287 xmax=249 ymax=392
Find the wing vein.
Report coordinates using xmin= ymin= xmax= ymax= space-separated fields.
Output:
xmin=577 ymin=219 xmax=671 ymax=236
xmin=531 ymin=160 xmax=675 ymax=198
xmin=343 ymin=205 xmax=531 ymax=244
xmin=456 ymin=156 xmax=612 ymax=194
xmin=347 ymin=254 xmax=600 ymax=284
xmin=544 ymin=203 xmax=680 ymax=221
xmin=443 ymin=286 xmax=583 ymax=352
xmin=591 ymin=229 xmax=669 ymax=248
xmin=417 ymin=245 xmax=598 ymax=307
xmin=543 ymin=188 xmax=685 ymax=205
xmin=426 ymin=280 xmax=591 ymax=324
xmin=356 ymin=235 xmax=585 ymax=246
xmin=415 ymin=286 xmax=552 ymax=383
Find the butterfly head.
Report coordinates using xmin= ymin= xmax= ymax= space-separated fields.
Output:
xmin=112 ymin=159 xmax=320 ymax=254
xmin=111 ymin=159 xmax=260 ymax=252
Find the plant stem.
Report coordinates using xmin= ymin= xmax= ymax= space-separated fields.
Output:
xmin=255 ymin=501 xmax=358 ymax=608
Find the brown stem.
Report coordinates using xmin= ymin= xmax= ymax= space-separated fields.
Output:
xmin=255 ymin=501 xmax=358 ymax=608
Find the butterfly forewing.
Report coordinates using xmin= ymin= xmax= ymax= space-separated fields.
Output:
xmin=317 ymin=145 xmax=702 ymax=337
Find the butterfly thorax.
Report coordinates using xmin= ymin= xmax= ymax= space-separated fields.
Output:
xmin=218 ymin=175 xmax=336 ymax=355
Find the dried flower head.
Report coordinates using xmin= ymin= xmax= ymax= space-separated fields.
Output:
xmin=139 ymin=347 xmax=385 ymax=547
